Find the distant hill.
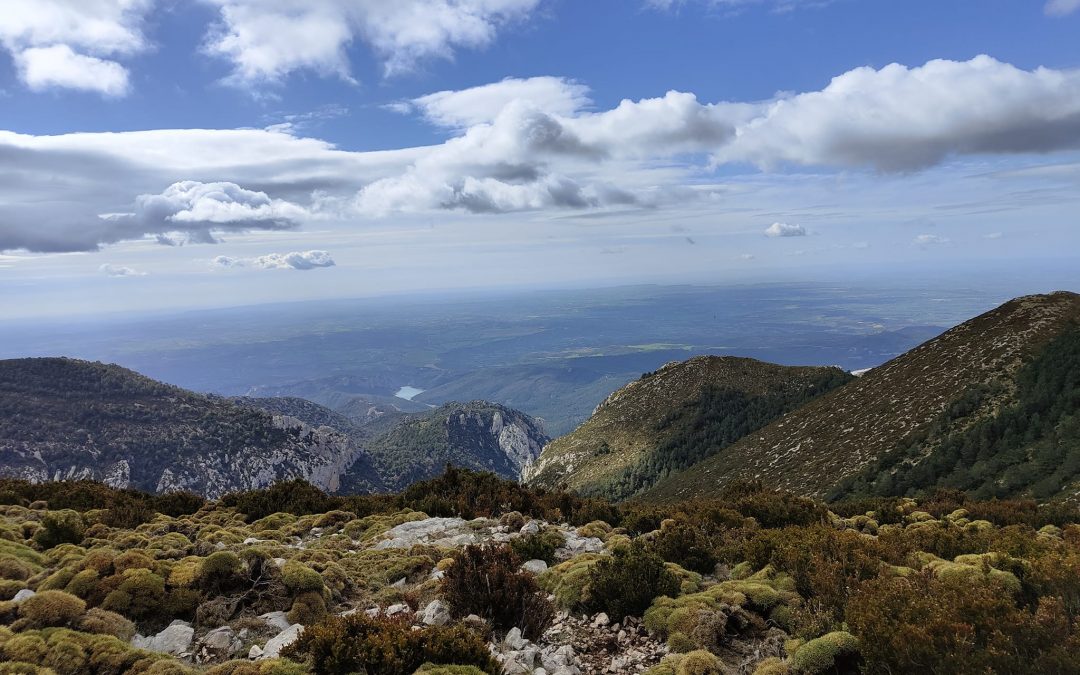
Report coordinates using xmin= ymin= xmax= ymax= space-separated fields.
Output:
xmin=642 ymin=291 xmax=1080 ymax=502
xmin=0 ymin=359 xmax=371 ymax=498
xmin=523 ymin=356 xmax=852 ymax=498
xmin=353 ymin=401 xmax=550 ymax=492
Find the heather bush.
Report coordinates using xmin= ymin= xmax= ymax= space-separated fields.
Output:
xmin=586 ymin=539 xmax=680 ymax=621
xmin=441 ymin=544 xmax=554 ymax=640
xmin=282 ymin=612 xmax=499 ymax=674
xmin=509 ymin=528 xmax=565 ymax=564
xmin=32 ymin=511 xmax=85 ymax=549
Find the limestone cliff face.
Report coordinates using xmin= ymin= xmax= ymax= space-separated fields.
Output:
xmin=0 ymin=359 xmax=377 ymax=499
xmin=354 ymin=401 xmax=550 ymax=491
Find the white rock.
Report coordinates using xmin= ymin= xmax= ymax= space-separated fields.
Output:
xmin=421 ymin=599 xmax=451 ymax=626
xmin=520 ymin=521 xmax=541 ymax=536
xmin=259 ymin=611 xmax=292 ymax=632
xmin=199 ymin=626 xmax=240 ymax=659
xmin=248 ymin=645 xmax=263 ymax=659
xmin=140 ymin=621 xmax=194 ymax=655
xmin=522 ymin=559 xmax=548 ymax=574
xmin=504 ymin=627 xmax=527 ymax=651
xmin=592 ymin=612 xmax=610 ymax=627
xmin=11 ymin=589 xmax=35 ymax=603
xmin=390 ymin=576 xmax=407 ymax=588
xmin=385 ymin=603 xmax=409 ymax=616
xmin=258 ymin=624 xmax=304 ymax=660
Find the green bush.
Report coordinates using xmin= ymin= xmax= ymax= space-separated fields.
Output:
xmin=197 ymin=551 xmax=244 ymax=594
xmin=282 ymin=612 xmax=499 ymax=675
xmin=287 ymin=591 xmax=327 ymax=626
xmin=16 ymin=590 xmax=86 ymax=628
xmin=650 ymin=521 xmax=717 ymax=574
xmin=509 ymin=528 xmax=565 ymax=564
xmin=78 ymin=607 xmax=136 ymax=640
xmin=281 ymin=561 xmax=324 ymax=594
xmin=789 ymin=632 xmax=859 ymax=674
xmin=442 ymin=544 xmax=554 ymax=640
xmin=587 ymin=539 xmax=680 ymax=621
xmin=32 ymin=511 xmax=85 ymax=549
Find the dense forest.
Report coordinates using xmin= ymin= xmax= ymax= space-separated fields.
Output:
xmin=588 ymin=370 xmax=852 ymax=500
xmin=833 ymin=324 xmax=1080 ymax=501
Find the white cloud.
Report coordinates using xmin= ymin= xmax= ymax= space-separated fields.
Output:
xmin=0 ymin=0 xmax=151 ymax=96
xmin=406 ymin=76 xmax=591 ymax=128
xmin=646 ymin=0 xmax=830 ymax=12
xmin=1045 ymin=0 xmax=1080 ymax=16
xmin=99 ymin=263 xmax=147 ymax=277
xmin=985 ymin=232 xmax=1004 ymax=240
xmin=6 ymin=56 xmax=1080 ymax=252
xmin=201 ymin=0 xmax=542 ymax=86
xmin=763 ymin=222 xmax=806 ymax=237
xmin=717 ymin=56 xmax=1080 ymax=171
xmin=15 ymin=45 xmax=130 ymax=96
xmin=913 ymin=234 xmax=950 ymax=247
xmin=212 ymin=250 xmax=335 ymax=270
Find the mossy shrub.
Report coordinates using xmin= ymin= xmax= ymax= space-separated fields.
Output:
xmin=197 ymin=551 xmax=244 ymax=593
xmin=281 ymin=560 xmax=324 ymax=594
xmin=101 ymin=568 xmax=166 ymax=621
xmin=17 ymin=591 xmax=86 ymax=628
xmin=32 ymin=511 xmax=85 ymax=549
xmin=78 ymin=607 xmax=136 ymax=640
xmin=789 ymin=631 xmax=859 ymax=674
xmin=509 ymin=528 xmax=565 ymax=564
xmin=675 ymin=650 xmax=723 ymax=675
xmin=286 ymin=591 xmax=327 ymax=626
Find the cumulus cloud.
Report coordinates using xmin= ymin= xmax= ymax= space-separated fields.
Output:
xmin=212 ymin=250 xmax=335 ymax=270
xmin=1045 ymin=0 xmax=1080 ymax=16
xmin=0 ymin=0 xmax=151 ymax=96
xmin=716 ymin=56 xmax=1080 ymax=171
xmin=405 ymin=76 xmax=592 ymax=128
xmin=201 ymin=0 xmax=542 ymax=86
xmin=913 ymin=234 xmax=950 ymax=247
xmin=763 ymin=222 xmax=806 ymax=237
xmin=99 ymin=263 xmax=147 ymax=277
xmin=6 ymin=56 xmax=1080 ymax=252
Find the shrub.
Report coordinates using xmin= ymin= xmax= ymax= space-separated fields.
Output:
xmin=281 ymin=561 xmax=324 ymax=594
xmin=17 ymin=590 xmax=86 ymax=628
xmin=287 ymin=591 xmax=327 ymax=625
xmin=788 ymin=632 xmax=859 ymax=674
xmin=509 ymin=528 xmax=565 ymax=564
xmin=197 ymin=551 xmax=244 ymax=594
xmin=282 ymin=612 xmax=499 ymax=675
xmin=32 ymin=511 xmax=85 ymax=549
xmin=78 ymin=607 xmax=136 ymax=640
xmin=651 ymin=522 xmax=717 ymax=575
xmin=675 ymin=650 xmax=723 ymax=675
xmin=442 ymin=544 xmax=554 ymax=640
xmin=101 ymin=569 xmax=167 ymax=621
xmin=587 ymin=539 xmax=680 ymax=621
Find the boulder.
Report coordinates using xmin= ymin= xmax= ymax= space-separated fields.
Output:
xmin=136 ymin=620 xmax=194 ymax=656
xmin=258 ymin=611 xmax=292 ymax=632
xmin=258 ymin=624 xmax=303 ymax=660
xmin=11 ymin=589 xmax=35 ymax=603
xmin=421 ymin=599 xmax=451 ymax=626
xmin=522 ymin=559 xmax=548 ymax=574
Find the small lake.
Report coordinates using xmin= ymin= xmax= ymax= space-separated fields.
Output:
xmin=394 ymin=386 xmax=425 ymax=401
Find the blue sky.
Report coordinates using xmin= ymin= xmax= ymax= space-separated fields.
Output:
xmin=1 ymin=0 xmax=1080 ymax=318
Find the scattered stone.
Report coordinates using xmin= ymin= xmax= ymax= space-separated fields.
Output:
xmin=248 ymin=645 xmax=263 ymax=659
xmin=258 ymin=611 xmax=292 ymax=632
xmin=421 ymin=599 xmax=451 ymax=626
xmin=505 ymin=627 xmax=527 ymax=651
xmin=520 ymin=521 xmax=541 ymax=536
xmin=197 ymin=625 xmax=241 ymax=662
xmin=258 ymin=624 xmax=303 ymax=660
xmin=390 ymin=576 xmax=407 ymax=588
xmin=385 ymin=603 xmax=409 ymax=616
xmin=135 ymin=620 xmax=194 ymax=656
xmin=522 ymin=559 xmax=548 ymax=574
xmin=11 ymin=589 xmax=34 ymax=603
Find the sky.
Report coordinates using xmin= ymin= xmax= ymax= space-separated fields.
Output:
xmin=1 ymin=0 xmax=1079 ymax=319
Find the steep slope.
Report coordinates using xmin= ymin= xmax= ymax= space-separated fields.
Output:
xmin=643 ymin=292 xmax=1080 ymax=502
xmin=0 ymin=359 xmax=371 ymax=498
xmin=352 ymin=401 xmax=550 ymax=492
xmin=523 ymin=356 xmax=852 ymax=498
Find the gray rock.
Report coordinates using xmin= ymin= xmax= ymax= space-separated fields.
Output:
xmin=522 ymin=559 xmax=548 ymax=574
xmin=385 ymin=603 xmax=409 ymax=616
xmin=11 ymin=589 xmax=35 ymax=603
xmin=199 ymin=626 xmax=240 ymax=660
xmin=138 ymin=620 xmax=194 ymax=655
xmin=421 ymin=599 xmax=451 ymax=626
xmin=390 ymin=576 xmax=407 ymax=589
xmin=592 ymin=612 xmax=610 ymax=627
xmin=519 ymin=520 xmax=541 ymax=536
xmin=248 ymin=644 xmax=263 ymax=659
xmin=259 ymin=611 xmax=292 ymax=632
xmin=504 ymin=627 xmax=527 ymax=651
xmin=258 ymin=624 xmax=303 ymax=660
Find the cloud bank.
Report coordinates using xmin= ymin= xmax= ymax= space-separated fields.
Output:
xmin=212 ymin=250 xmax=336 ymax=270
xmin=99 ymin=263 xmax=147 ymax=277
xmin=4 ymin=56 xmax=1080 ymax=253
